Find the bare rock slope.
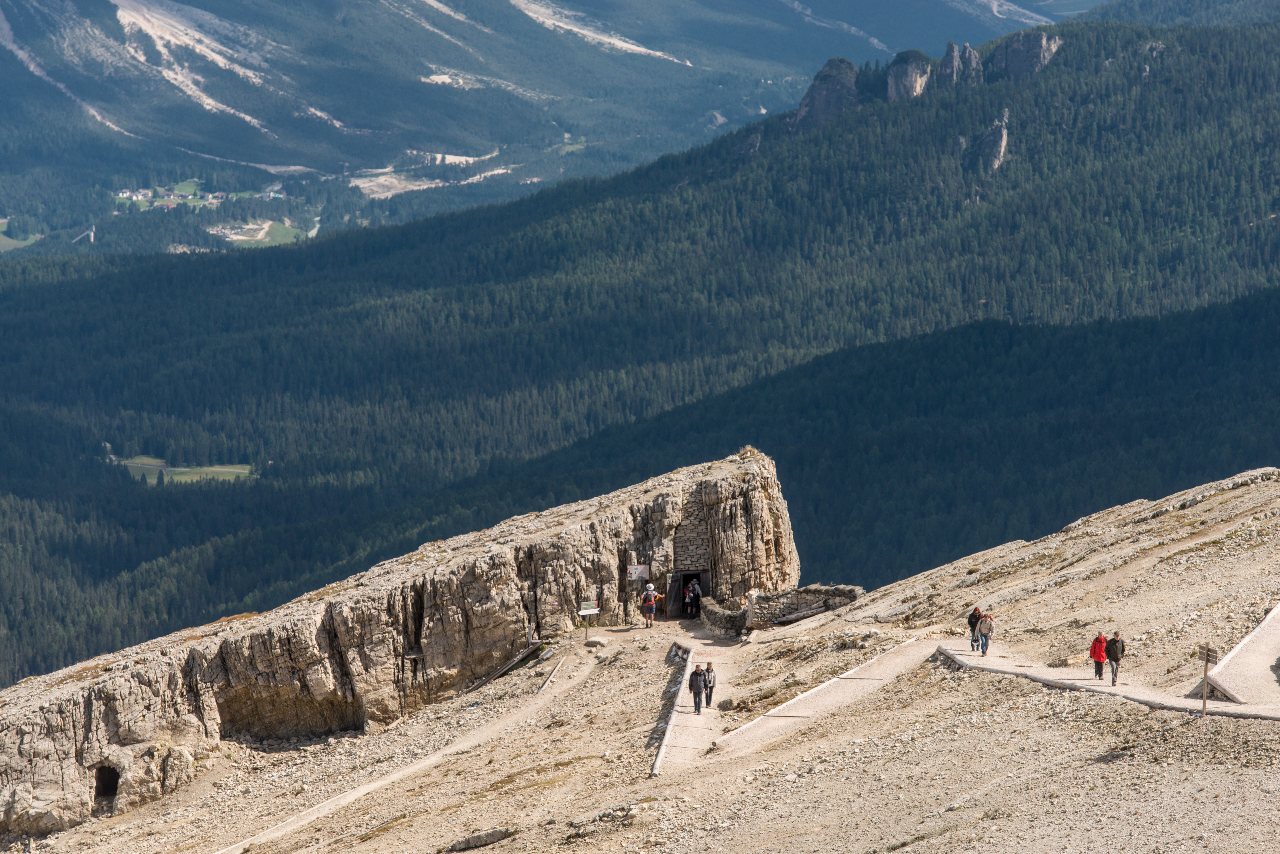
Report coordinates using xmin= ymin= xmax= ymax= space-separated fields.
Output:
xmin=0 ymin=450 xmax=799 ymax=836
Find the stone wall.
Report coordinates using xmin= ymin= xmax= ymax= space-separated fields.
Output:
xmin=746 ymin=584 xmax=864 ymax=628
xmin=698 ymin=598 xmax=749 ymax=638
xmin=0 ymin=449 xmax=800 ymax=836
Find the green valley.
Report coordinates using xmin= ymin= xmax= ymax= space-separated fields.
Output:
xmin=3 ymin=16 xmax=1280 ymax=683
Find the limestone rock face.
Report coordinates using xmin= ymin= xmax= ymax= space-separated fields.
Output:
xmin=0 ymin=450 xmax=799 ymax=836
xmin=936 ymin=42 xmax=984 ymax=87
xmin=970 ymin=108 xmax=1010 ymax=173
xmin=988 ymin=30 xmax=1063 ymax=80
xmin=887 ymin=51 xmax=932 ymax=102
xmin=791 ymin=58 xmax=859 ymax=131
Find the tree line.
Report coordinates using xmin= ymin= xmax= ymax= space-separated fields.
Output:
xmin=2 ymin=20 xmax=1280 ymax=682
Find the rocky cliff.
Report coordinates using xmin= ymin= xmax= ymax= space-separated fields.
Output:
xmin=989 ymin=30 xmax=1064 ymax=79
xmin=887 ymin=51 xmax=933 ymax=102
xmin=0 ymin=450 xmax=800 ymax=836
xmin=791 ymin=29 xmax=1061 ymax=125
xmin=936 ymin=41 xmax=984 ymax=87
xmin=970 ymin=108 xmax=1011 ymax=172
xmin=790 ymin=57 xmax=860 ymax=131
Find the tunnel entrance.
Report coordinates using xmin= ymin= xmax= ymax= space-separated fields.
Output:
xmin=94 ymin=766 xmax=120 ymax=802
xmin=667 ymin=571 xmax=709 ymax=619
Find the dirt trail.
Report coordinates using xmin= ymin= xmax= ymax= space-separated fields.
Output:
xmin=1207 ymin=600 xmax=1280 ymax=704
xmin=653 ymin=627 xmax=740 ymax=772
xmin=937 ymin=639 xmax=1280 ymax=720
xmin=211 ymin=653 xmax=598 ymax=854
xmin=714 ymin=637 xmax=938 ymax=757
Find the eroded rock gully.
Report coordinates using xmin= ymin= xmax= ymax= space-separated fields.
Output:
xmin=0 ymin=450 xmax=800 ymax=836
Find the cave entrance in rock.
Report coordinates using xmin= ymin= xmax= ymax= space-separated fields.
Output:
xmin=667 ymin=571 xmax=709 ymax=619
xmin=94 ymin=766 xmax=120 ymax=802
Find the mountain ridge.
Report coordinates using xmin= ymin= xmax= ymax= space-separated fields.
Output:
xmin=0 ymin=0 xmax=1105 ymax=239
xmin=3 ymin=19 xmax=1280 ymax=683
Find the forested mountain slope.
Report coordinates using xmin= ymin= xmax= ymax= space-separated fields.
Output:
xmin=3 ymin=20 xmax=1280 ymax=682
xmin=1091 ymin=0 xmax=1280 ymax=25
xmin=0 ymin=0 xmax=1100 ymax=237
xmin=10 ymin=267 xmax=1280 ymax=685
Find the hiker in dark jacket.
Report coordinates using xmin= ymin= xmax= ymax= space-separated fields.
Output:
xmin=1089 ymin=633 xmax=1107 ymax=681
xmin=689 ymin=664 xmax=707 ymax=714
xmin=703 ymin=663 xmax=717 ymax=708
xmin=690 ymin=579 xmax=703 ymax=618
xmin=1105 ymin=632 xmax=1125 ymax=686
xmin=967 ymin=607 xmax=983 ymax=651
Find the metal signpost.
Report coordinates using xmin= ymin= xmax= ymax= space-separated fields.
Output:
xmin=579 ymin=599 xmax=601 ymax=643
xmin=1197 ymin=644 xmax=1219 ymax=716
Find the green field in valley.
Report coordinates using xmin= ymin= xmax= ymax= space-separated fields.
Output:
xmin=258 ymin=221 xmax=302 ymax=246
xmin=120 ymin=455 xmax=254 ymax=484
xmin=0 ymin=219 xmax=40 ymax=253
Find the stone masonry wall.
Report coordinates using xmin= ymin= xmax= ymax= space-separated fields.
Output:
xmin=698 ymin=598 xmax=749 ymax=638
xmin=0 ymin=449 xmax=800 ymax=836
xmin=747 ymin=584 xmax=863 ymax=629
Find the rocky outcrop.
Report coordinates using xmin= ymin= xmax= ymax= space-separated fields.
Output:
xmin=988 ymin=30 xmax=1064 ymax=80
xmin=745 ymin=583 xmax=864 ymax=629
xmin=936 ymin=42 xmax=984 ymax=87
xmin=791 ymin=58 xmax=859 ymax=131
xmin=969 ymin=108 xmax=1010 ymax=173
xmin=887 ymin=51 xmax=932 ymax=102
xmin=794 ymin=30 xmax=1060 ymax=127
xmin=0 ymin=450 xmax=800 ymax=836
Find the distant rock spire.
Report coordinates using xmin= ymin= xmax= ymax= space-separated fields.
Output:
xmin=887 ymin=51 xmax=932 ymax=102
xmin=791 ymin=58 xmax=860 ymax=131
xmin=970 ymin=108 xmax=1010 ymax=173
xmin=988 ymin=31 xmax=1064 ymax=80
xmin=937 ymin=42 xmax=984 ymax=87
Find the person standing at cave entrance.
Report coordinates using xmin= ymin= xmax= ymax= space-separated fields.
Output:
xmin=683 ymin=582 xmax=694 ymax=618
xmin=1089 ymin=631 xmax=1107 ymax=681
xmin=703 ymin=662 xmax=717 ymax=708
xmin=1105 ymin=631 xmax=1126 ymax=686
xmin=967 ymin=606 xmax=984 ymax=651
xmin=977 ymin=612 xmax=995 ymax=656
xmin=690 ymin=578 xmax=703 ymax=619
xmin=689 ymin=663 xmax=707 ymax=714
xmin=640 ymin=583 xmax=659 ymax=629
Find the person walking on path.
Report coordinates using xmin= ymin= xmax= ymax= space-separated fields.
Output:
xmin=689 ymin=664 xmax=707 ymax=714
xmin=703 ymin=663 xmax=717 ymax=709
xmin=1089 ymin=632 xmax=1107 ymax=681
xmin=977 ymin=612 xmax=995 ymax=656
xmin=1105 ymin=631 xmax=1126 ymax=686
xmin=640 ymin=584 xmax=659 ymax=629
xmin=967 ymin=607 xmax=984 ymax=652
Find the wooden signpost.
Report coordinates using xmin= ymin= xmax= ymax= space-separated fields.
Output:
xmin=579 ymin=598 xmax=601 ymax=643
xmin=1197 ymin=644 xmax=1219 ymax=716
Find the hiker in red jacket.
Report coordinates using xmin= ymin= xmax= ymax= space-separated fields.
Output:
xmin=1089 ymin=632 xmax=1107 ymax=681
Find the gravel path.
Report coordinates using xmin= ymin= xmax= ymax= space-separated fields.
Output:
xmin=714 ymin=637 xmax=938 ymax=757
xmin=1206 ymin=599 xmax=1280 ymax=704
xmin=655 ymin=628 xmax=740 ymax=772
xmin=938 ymin=639 xmax=1280 ymax=720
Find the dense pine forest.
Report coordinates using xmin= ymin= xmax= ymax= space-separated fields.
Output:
xmin=3 ymin=18 xmax=1280 ymax=682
